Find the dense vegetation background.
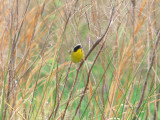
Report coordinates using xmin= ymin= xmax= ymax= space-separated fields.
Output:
xmin=0 ymin=0 xmax=160 ymax=119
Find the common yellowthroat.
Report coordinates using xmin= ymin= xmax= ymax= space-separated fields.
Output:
xmin=70 ymin=44 xmax=84 ymax=63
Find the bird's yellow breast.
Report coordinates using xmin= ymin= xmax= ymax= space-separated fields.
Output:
xmin=71 ymin=49 xmax=84 ymax=63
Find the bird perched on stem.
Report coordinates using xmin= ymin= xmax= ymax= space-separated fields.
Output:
xmin=70 ymin=44 xmax=84 ymax=63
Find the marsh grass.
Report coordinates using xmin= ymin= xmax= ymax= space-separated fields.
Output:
xmin=0 ymin=0 xmax=160 ymax=120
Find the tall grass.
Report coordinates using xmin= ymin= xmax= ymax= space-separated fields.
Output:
xmin=0 ymin=0 xmax=160 ymax=119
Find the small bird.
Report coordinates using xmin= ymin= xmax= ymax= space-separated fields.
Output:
xmin=70 ymin=44 xmax=84 ymax=63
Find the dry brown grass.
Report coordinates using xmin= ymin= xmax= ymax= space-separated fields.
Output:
xmin=0 ymin=0 xmax=160 ymax=120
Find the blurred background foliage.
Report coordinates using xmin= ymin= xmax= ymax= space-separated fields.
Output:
xmin=0 ymin=0 xmax=160 ymax=119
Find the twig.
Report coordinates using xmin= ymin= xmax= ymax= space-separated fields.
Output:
xmin=61 ymin=7 xmax=114 ymax=120
xmin=72 ymin=38 xmax=105 ymax=120
xmin=27 ymin=45 xmax=46 ymax=120
xmin=153 ymin=87 xmax=160 ymax=120
xmin=48 ymin=62 xmax=72 ymax=119
xmin=80 ymin=56 xmax=113 ymax=120
xmin=133 ymin=30 xmax=160 ymax=120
